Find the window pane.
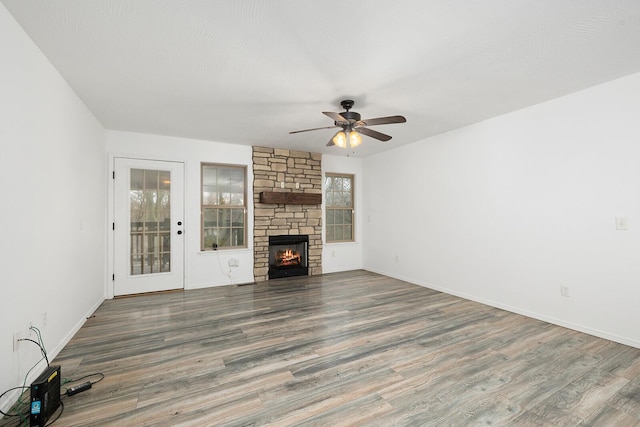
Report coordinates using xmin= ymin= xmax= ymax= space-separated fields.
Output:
xmin=326 ymin=192 xmax=334 ymax=206
xmin=143 ymin=212 xmax=156 ymax=231
xmin=203 ymin=186 xmax=218 ymax=205
xmin=326 ymin=225 xmax=334 ymax=241
xmin=344 ymin=192 xmax=352 ymax=207
xmin=218 ymin=228 xmax=230 ymax=246
xmin=131 ymin=215 xmax=143 ymax=231
xmin=230 ymin=192 xmax=244 ymax=205
xmin=202 ymin=167 xmax=217 ymax=186
xmin=203 ymin=208 xmax=217 ymax=226
xmin=326 ymin=209 xmax=334 ymax=225
xmin=219 ymin=209 xmax=231 ymax=227
xmin=231 ymin=208 xmax=244 ymax=227
xmin=131 ymin=169 xmax=144 ymax=189
xmin=143 ymin=190 xmax=157 ymax=212
xmin=130 ymin=190 xmax=143 ymax=210
xmin=160 ymin=252 xmax=170 ymax=272
xmin=220 ymin=192 xmax=231 ymax=205
xmin=131 ymin=254 xmax=142 ymax=275
xmin=159 ymin=170 xmax=170 ymax=190
xmin=324 ymin=176 xmax=333 ymax=192
xmin=162 ymin=234 xmax=171 ymax=252
xmin=232 ymin=228 xmax=244 ymax=246
xmin=144 ymin=170 xmax=158 ymax=189
xmin=344 ymin=210 xmax=353 ymax=225
xmin=159 ymin=190 xmax=170 ymax=210
xmin=334 ymin=226 xmax=344 ymax=241
xmin=333 ymin=177 xmax=342 ymax=191
xmin=158 ymin=216 xmax=170 ymax=231
xmin=203 ymin=229 xmax=216 ymax=249
xmin=344 ymin=225 xmax=353 ymax=240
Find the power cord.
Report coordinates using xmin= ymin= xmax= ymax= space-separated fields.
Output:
xmin=17 ymin=339 xmax=49 ymax=367
xmin=0 ymin=387 xmax=29 ymax=420
xmin=214 ymin=249 xmax=236 ymax=285
xmin=17 ymin=326 xmax=49 ymax=366
xmin=29 ymin=327 xmax=48 ymax=365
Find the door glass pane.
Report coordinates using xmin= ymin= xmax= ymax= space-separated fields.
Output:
xmin=131 ymin=168 xmax=170 ymax=276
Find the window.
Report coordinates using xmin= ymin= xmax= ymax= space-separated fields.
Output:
xmin=325 ymin=173 xmax=354 ymax=242
xmin=201 ymin=164 xmax=246 ymax=250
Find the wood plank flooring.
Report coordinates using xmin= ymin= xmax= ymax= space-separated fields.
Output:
xmin=4 ymin=270 xmax=640 ymax=426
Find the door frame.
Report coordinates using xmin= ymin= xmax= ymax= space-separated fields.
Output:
xmin=106 ymin=154 xmax=186 ymax=299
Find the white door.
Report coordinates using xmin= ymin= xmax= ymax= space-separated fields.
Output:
xmin=113 ymin=158 xmax=184 ymax=296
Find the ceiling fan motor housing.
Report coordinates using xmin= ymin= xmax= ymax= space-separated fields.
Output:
xmin=337 ymin=110 xmax=361 ymax=124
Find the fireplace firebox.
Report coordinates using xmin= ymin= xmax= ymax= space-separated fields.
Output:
xmin=268 ymin=235 xmax=309 ymax=279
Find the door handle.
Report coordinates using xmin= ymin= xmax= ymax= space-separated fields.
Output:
xmin=177 ymin=221 xmax=182 ymax=226
xmin=177 ymin=230 xmax=183 ymax=235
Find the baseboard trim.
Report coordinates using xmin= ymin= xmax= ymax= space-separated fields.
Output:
xmin=365 ymin=267 xmax=640 ymax=350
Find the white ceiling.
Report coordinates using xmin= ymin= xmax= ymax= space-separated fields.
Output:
xmin=3 ymin=0 xmax=640 ymax=157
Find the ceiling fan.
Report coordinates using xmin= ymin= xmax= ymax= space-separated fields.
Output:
xmin=289 ymin=100 xmax=406 ymax=148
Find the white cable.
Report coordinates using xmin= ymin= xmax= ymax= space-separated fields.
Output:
xmin=214 ymin=250 xmax=235 ymax=285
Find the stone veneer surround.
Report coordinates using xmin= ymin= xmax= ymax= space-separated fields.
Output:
xmin=252 ymin=146 xmax=323 ymax=281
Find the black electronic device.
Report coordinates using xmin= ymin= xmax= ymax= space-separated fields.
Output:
xmin=30 ymin=365 xmax=61 ymax=427
xmin=66 ymin=381 xmax=92 ymax=396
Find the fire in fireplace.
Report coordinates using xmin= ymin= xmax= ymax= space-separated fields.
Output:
xmin=275 ymin=249 xmax=301 ymax=267
xmin=269 ymin=235 xmax=308 ymax=279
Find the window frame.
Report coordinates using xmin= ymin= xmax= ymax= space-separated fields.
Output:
xmin=324 ymin=173 xmax=355 ymax=243
xmin=200 ymin=163 xmax=248 ymax=251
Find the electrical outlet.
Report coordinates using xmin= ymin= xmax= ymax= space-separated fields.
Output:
xmin=561 ymin=285 xmax=570 ymax=297
xmin=615 ymin=217 xmax=628 ymax=230
xmin=228 ymin=258 xmax=239 ymax=267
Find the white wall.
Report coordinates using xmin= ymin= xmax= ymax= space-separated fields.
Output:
xmin=0 ymin=3 xmax=106 ymax=412
xmin=363 ymin=72 xmax=640 ymax=348
xmin=106 ymin=131 xmax=255 ymax=294
xmin=322 ymin=154 xmax=363 ymax=273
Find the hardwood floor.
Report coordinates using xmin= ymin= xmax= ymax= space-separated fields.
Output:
xmin=4 ymin=270 xmax=640 ymax=426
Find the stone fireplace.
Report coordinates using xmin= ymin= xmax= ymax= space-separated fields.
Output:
xmin=252 ymin=146 xmax=322 ymax=281
xmin=268 ymin=234 xmax=309 ymax=279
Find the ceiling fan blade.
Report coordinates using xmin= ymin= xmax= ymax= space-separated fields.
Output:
xmin=289 ymin=124 xmax=339 ymax=134
xmin=357 ymin=127 xmax=392 ymax=142
xmin=326 ymin=138 xmax=335 ymax=147
xmin=323 ymin=111 xmax=347 ymax=122
xmin=360 ymin=115 xmax=406 ymax=126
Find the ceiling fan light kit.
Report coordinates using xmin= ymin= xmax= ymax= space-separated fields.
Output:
xmin=290 ymin=100 xmax=406 ymax=149
xmin=332 ymin=127 xmax=362 ymax=148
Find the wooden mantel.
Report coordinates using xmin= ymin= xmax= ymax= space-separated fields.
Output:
xmin=260 ymin=191 xmax=322 ymax=205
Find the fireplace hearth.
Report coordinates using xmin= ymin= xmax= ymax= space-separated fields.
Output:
xmin=269 ymin=235 xmax=308 ymax=279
